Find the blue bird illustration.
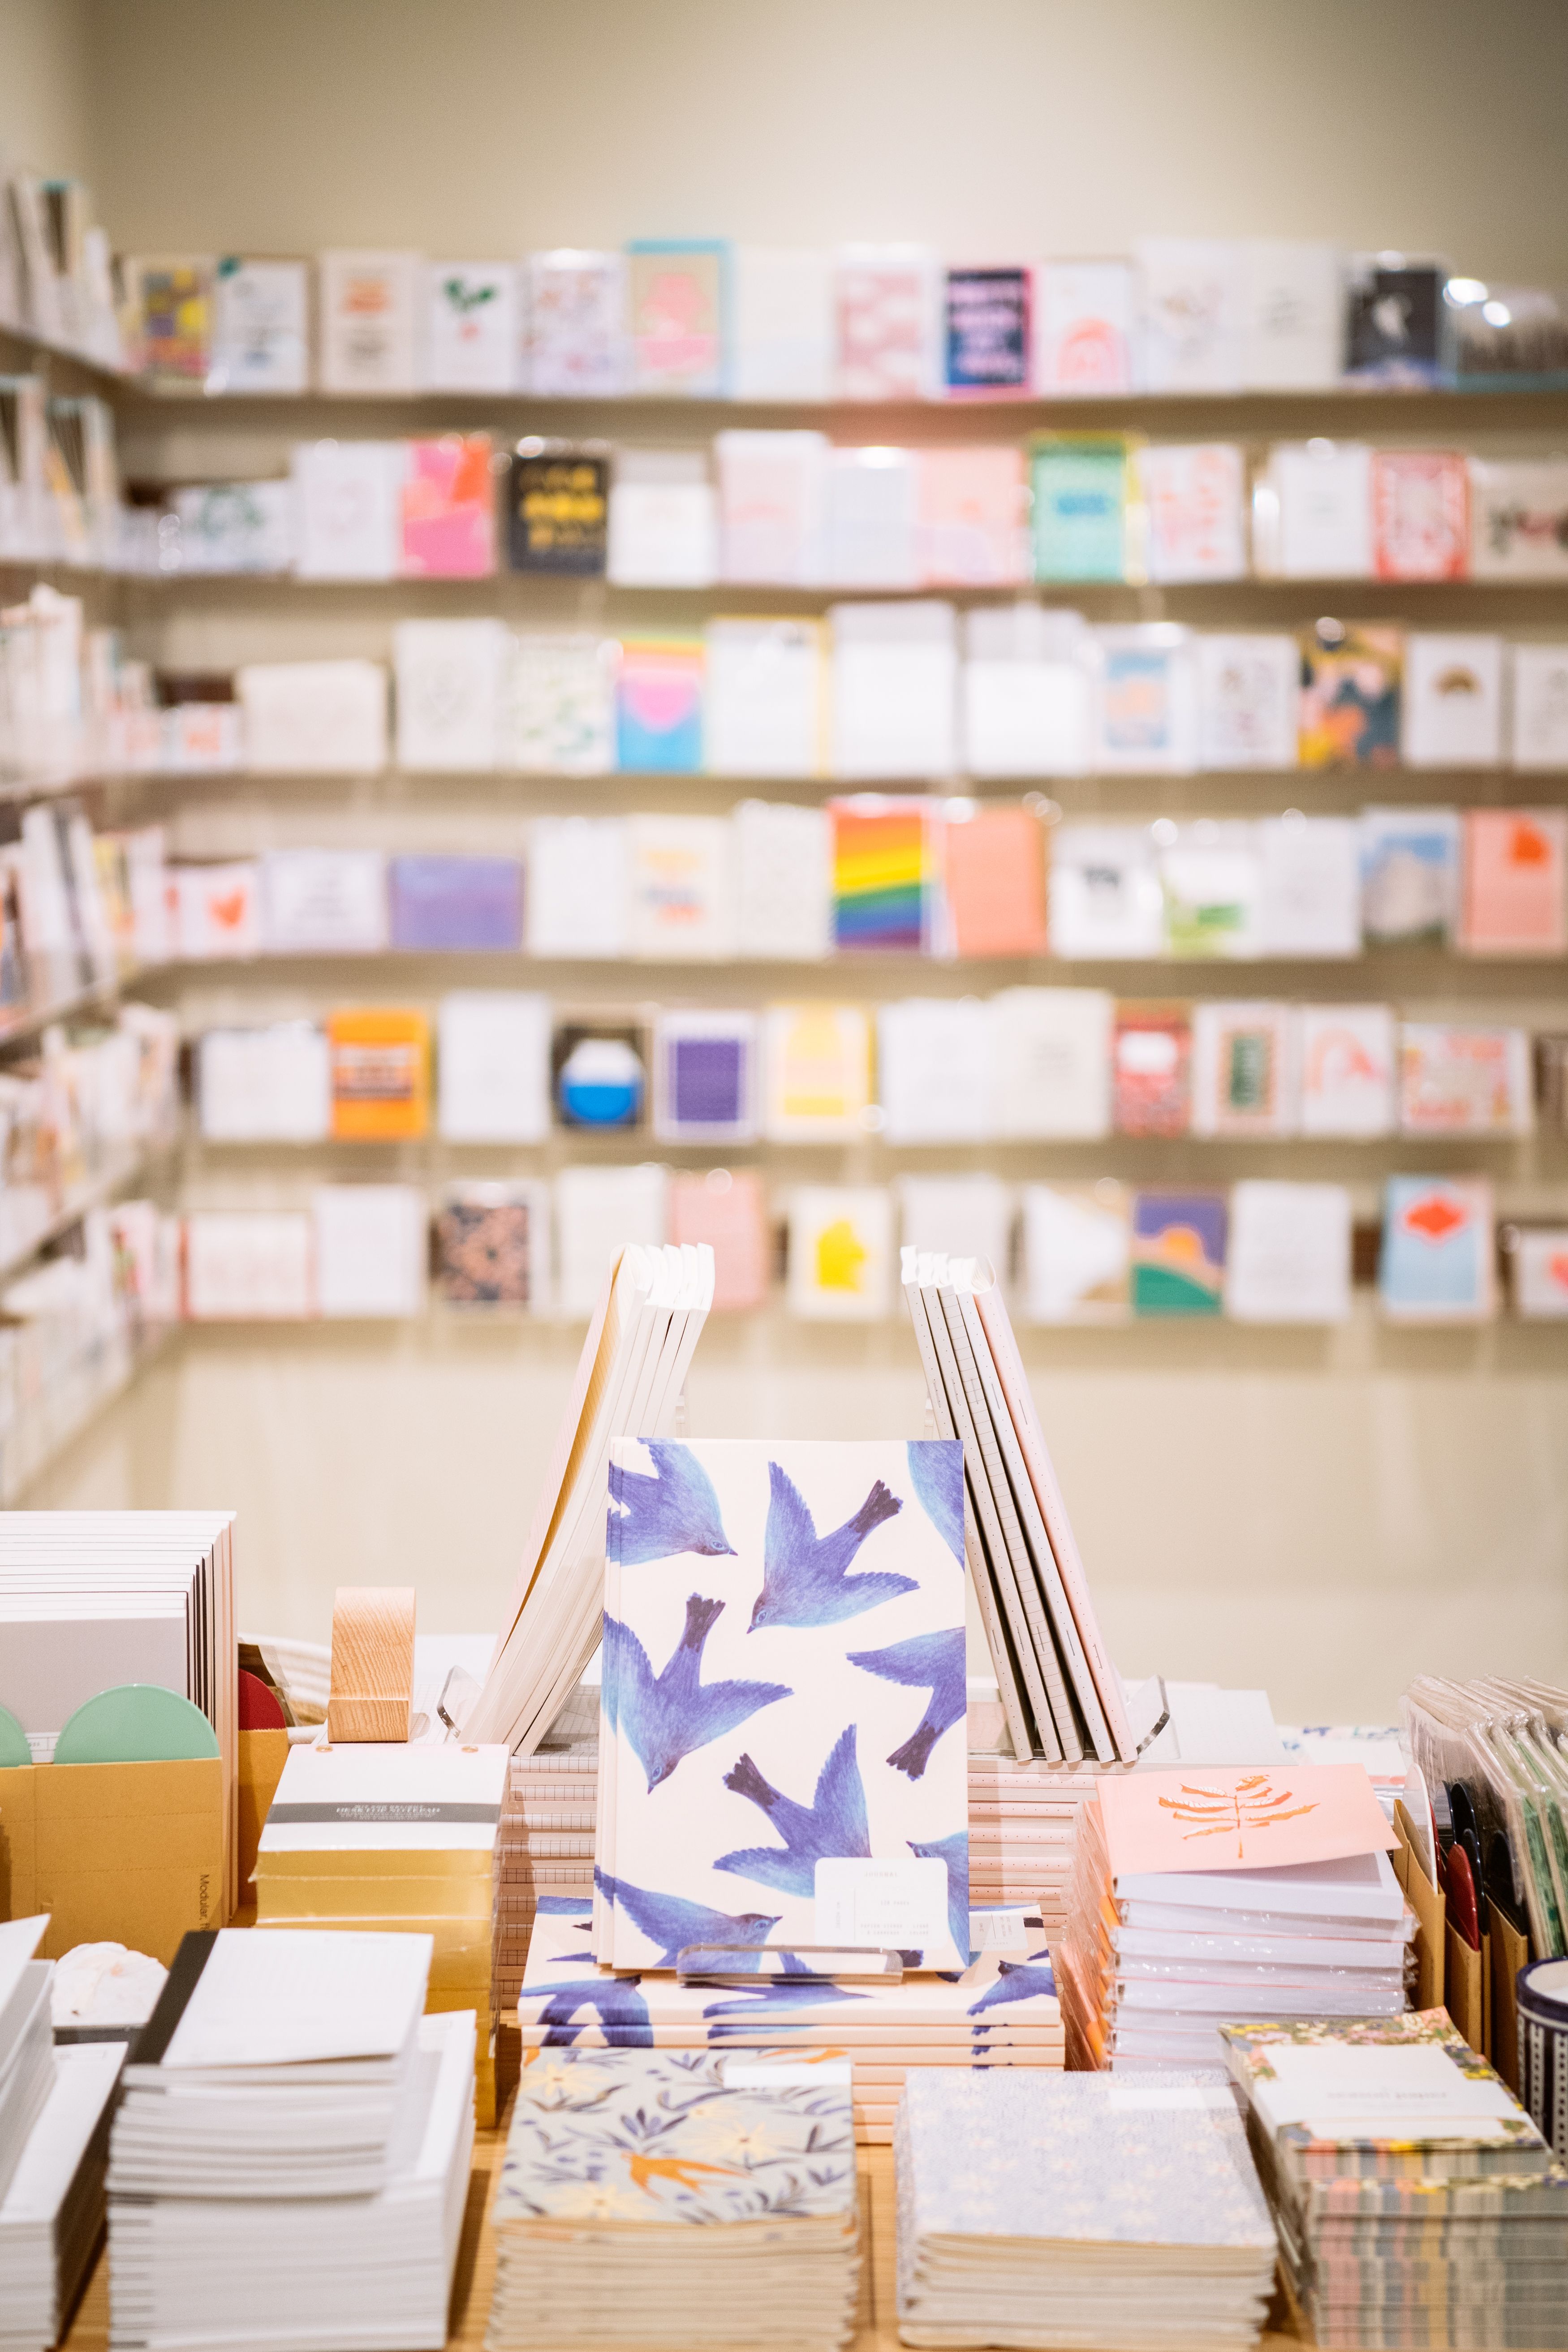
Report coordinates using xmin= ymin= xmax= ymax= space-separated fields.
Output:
xmin=966 ymin=1954 xmax=1057 ymax=2017
xmin=748 ymin=1462 xmax=911 ymax=1631
xmin=906 ymin=1439 xmax=964 ymax=1564
xmin=908 ymin=1829 xmax=970 ymax=1962
xmin=593 ymin=1868 xmax=780 ymax=1968
xmin=607 ymin=1440 xmax=735 ymax=1564
xmin=602 ymin=1595 xmax=791 ymax=1789
xmin=714 ymin=1724 xmax=870 ymax=1895
xmin=702 ymin=1978 xmax=869 ymax=2025
xmin=848 ymin=1627 xmax=967 ymax=1779
xmin=529 ymin=1977 xmax=653 ymax=2045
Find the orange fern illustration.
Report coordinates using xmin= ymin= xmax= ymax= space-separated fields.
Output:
xmin=626 ymin=2153 xmax=740 ymax=2197
xmin=1157 ymin=1772 xmax=1319 ymax=1861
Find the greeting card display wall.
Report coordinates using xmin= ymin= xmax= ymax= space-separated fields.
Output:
xmin=4 ymin=316 xmax=1568 ymax=1373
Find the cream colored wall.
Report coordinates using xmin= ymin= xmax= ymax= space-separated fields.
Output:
xmin=12 ymin=0 xmax=1568 ymax=1724
xmin=0 ymin=0 xmax=92 ymax=183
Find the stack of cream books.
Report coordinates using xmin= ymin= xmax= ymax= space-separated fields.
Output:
xmin=1056 ymin=1763 xmax=1411 ymax=2072
xmin=516 ymin=1898 xmax=1063 ymax=2147
xmin=108 ymin=1929 xmax=472 ymax=2352
xmin=494 ymin=1744 xmax=597 ymax=2021
xmin=900 ymin=1253 xmax=1137 ymax=1770
xmin=895 ymin=2069 xmax=1279 ymax=2351
xmin=967 ymin=1758 xmax=1099 ymax=1932
xmin=487 ymin=2047 xmax=859 ymax=2352
xmin=252 ymin=1740 xmax=508 ymax=2124
xmin=464 ymin=1242 xmax=715 ymax=1756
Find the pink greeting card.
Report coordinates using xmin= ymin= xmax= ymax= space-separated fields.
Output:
xmin=400 ymin=434 xmax=496 ymax=578
xmin=1370 ymin=449 xmax=1469 ymax=582
xmin=1098 ymin=1763 xmax=1398 ymax=1879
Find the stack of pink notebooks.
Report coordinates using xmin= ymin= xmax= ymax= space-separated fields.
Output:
xmin=1056 ymin=1763 xmax=1410 ymax=2072
xmin=968 ymin=1759 xmax=1100 ymax=1934
xmin=493 ymin=1746 xmax=597 ymax=2020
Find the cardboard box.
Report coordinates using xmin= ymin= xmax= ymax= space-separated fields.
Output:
xmin=237 ymin=1727 xmax=290 ymax=1902
xmin=0 ymin=1758 xmax=224 ymax=1962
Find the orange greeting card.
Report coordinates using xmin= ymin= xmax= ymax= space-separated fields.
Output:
xmin=327 ymin=1008 xmax=430 ymax=1141
xmin=1098 ymin=1763 xmax=1399 ymax=1879
xmin=942 ymin=803 xmax=1048 ymax=957
xmin=1460 ymin=808 xmax=1568 ymax=956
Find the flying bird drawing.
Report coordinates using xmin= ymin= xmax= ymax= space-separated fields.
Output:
xmin=906 ymin=1439 xmax=965 ymax=1564
xmin=602 ymin=1596 xmax=791 ymax=1790
xmin=848 ymin=1627 xmax=967 ymax=1778
xmin=702 ymin=1977 xmax=869 ymax=2025
xmin=714 ymin=1723 xmax=871 ymax=1895
xmin=907 ymin=1829 xmax=971 ymax=1963
xmin=593 ymin=1868 xmax=781 ymax=1969
xmin=607 ymin=1440 xmax=736 ymax=1564
xmin=748 ymin=1461 xmax=911 ymax=1630
xmin=529 ymin=1976 xmax=654 ymax=2045
xmin=967 ymin=1953 xmax=1057 ymax=2017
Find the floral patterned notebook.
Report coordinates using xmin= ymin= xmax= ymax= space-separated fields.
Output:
xmin=599 ymin=1438 xmax=969 ymax=1971
xmin=495 ymin=2047 xmax=856 ymax=2228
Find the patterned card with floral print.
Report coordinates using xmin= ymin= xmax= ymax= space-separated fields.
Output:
xmin=495 ymin=2046 xmax=856 ymax=2227
xmin=599 ymin=1439 xmax=969 ymax=1972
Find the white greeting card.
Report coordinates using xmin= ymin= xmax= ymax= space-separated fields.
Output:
xmin=291 ymin=439 xmax=402 ymax=579
xmin=393 ymin=617 xmax=508 ymax=771
xmin=1297 ymin=1004 xmax=1397 ymax=1138
xmin=1402 ymin=633 xmax=1504 ymax=768
xmin=988 ymin=986 xmax=1114 ymax=1139
xmin=426 ymin=260 xmax=519 ymax=392
xmin=1197 ymin=633 xmax=1298 ymax=770
xmin=1226 ymin=1182 xmax=1353 ymax=1324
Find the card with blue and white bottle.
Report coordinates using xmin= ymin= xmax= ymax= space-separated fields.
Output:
xmin=597 ymin=1437 xmax=969 ymax=1972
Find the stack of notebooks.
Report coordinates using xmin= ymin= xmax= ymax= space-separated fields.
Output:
xmin=900 ymin=1252 xmax=1137 ymax=1768
xmin=967 ymin=1759 xmax=1100 ymax=1935
xmin=516 ymin=1898 xmax=1063 ymax=2147
xmin=0 ymin=2039 xmax=124 ymax=2352
xmin=895 ymin=2069 xmax=1279 ymax=2352
xmin=108 ymin=1929 xmax=472 ymax=2352
xmin=494 ymin=1743 xmax=598 ymax=2020
xmin=1223 ymin=2012 xmax=1568 ymax=2351
xmin=464 ymin=1242 xmax=714 ymax=1753
xmin=0 ymin=1922 xmax=55 ymax=2206
xmin=1056 ymin=1764 xmax=1411 ymax=2072
xmin=0 ymin=1511 xmax=238 ymax=1909
xmin=252 ymin=1740 xmax=508 ymax=2126
xmin=487 ymin=2047 xmax=859 ymax=2352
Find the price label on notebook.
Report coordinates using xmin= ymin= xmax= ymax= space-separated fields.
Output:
xmin=967 ymin=1908 xmax=1030 ymax=1951
xmin=814 ymin=1857 xmax=948 ymax=1952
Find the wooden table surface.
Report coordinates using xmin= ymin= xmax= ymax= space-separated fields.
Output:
xmin=60 ymin=2094 xmax=1318 ymax=2352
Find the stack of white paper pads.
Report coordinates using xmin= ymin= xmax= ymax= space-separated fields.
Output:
xmin=253 ymin=1739 xmax=508 ymax=2124
xmin=488 ymin=2047 xmax=860 ymax=2352
xmin=1223 ymin=2010 xmax=1568 ymax=2352
xmin=1057 ymin=1763 xmax=1411 ymax=2072
xmin=107 ymin=1930 xmax=473 ymax=2352
xmin=896 ymin=2069 xmax=1279 ymax=2352
xmin=0 ymin=1511 xmax=238 ymax=1907
xmin=0 ymin=1917 xmax=123 ymax=2352
xmin=900 ymin=1253 xmax=1137 ymax=1770
xmin=493 ymin=1744 xmax=598 ymax=2020
xmin=465 ymin=1243 xmax=715 ymax=1754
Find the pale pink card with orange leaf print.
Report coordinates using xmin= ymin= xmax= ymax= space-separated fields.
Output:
xmin=1098 ymin=1764 xmax=1399 ymax=1879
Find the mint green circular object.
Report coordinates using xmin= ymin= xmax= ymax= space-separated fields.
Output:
xmin=0 ymin=1704 xmax=28 ymax=1767
xmin=53 ymin=1685 xmax=219 ymax=1765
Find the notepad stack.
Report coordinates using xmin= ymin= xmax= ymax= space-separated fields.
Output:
xmin=1223 ymin=2012 xmax=1568 ymax=2351
xmin=0 ymin=2042 xmax=124 ymax=2352
xmin=487 ymin=2047 xmax=860 ymax=2352
xmin=0 ymin=1923 xmax=55 ymax=2217
xmin=515 ymin=1897 xmax=1063 ymax=2147
xmin=967 ymin=1758 xmax=1099 ymax=1934
xmin=896 ymin=2069 xmax=1279 ymax=2352
xmin=252 ymin=1740 xmax=508 ymax=2124
xmin=493 ymin=1744 xmax=598 ymax=2020
xmin=1056 ymin=1766 xmax=1411 ymax=2072
xmin=108 ymin=1929 xmax=472 ymax=2352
